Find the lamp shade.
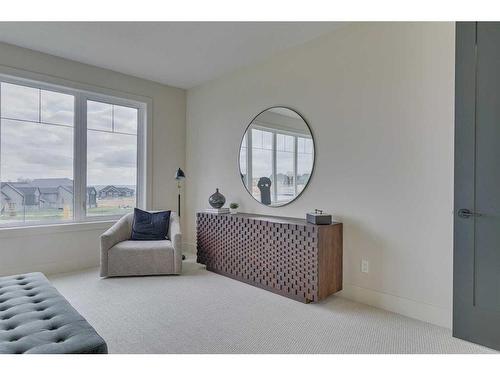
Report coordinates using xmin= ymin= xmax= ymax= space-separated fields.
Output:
xmin=175 ymin=168 xmax=186 ymax=180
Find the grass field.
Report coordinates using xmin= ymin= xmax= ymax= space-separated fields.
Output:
xmin=0 ymin=208 xmax=71 ymax=222
xmin=88 ymin=197 xmax=134 ymax=216
xmin=0 ymin=197 xmax=135 ymax=224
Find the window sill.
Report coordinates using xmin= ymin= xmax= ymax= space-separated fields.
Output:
xmin=0 ymin=220 xmax=116 ymax=239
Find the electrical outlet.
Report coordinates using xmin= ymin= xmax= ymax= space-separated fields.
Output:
xmin=361 ymin=259 xmax=369 ymax=273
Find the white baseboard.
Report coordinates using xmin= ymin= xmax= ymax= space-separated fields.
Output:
xmin=339 ymin=284 xmax=451 ymax=329
xmin=1 ymin=258 xmax=99 ymax=278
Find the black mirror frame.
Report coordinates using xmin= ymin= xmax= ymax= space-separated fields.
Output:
xmin=237 ymin=106 xmax=316 ymax=208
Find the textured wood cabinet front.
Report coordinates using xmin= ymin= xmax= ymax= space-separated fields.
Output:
xmin=196 ymin=212 xmax=343 ymax=303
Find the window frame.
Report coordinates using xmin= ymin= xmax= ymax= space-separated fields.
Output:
xmin=0 ymin=71 xmax=149 ymax=229
xmin=243 ymin=122 xmax=314 ymax=205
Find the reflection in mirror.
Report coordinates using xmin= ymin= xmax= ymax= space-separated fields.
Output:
xmin=239 ymin=107 xmax=314 ymax=207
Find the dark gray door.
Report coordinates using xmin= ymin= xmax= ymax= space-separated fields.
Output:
xmin=454 ymin=22 xmax=500 ymax=350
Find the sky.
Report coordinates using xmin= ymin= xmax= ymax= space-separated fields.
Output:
xmin=0 ymin=82 xmax=137 ymax=187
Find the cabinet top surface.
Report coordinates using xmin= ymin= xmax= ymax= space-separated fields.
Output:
xmin=198 ymin=212 xmax=341 ymax=226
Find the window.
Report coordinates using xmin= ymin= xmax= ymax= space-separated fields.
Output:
xmin=87 ymin=100 xmax=138 ymax=217
xmin=242 ymin=126 xmax=314 ymax=205
xmin=297 ymin=137 xmax=314 ymax=194
xmin=0 ymin=75 xmax=146 ymax=228
xmin=251 ymin=129 xmax=273 ymax=199
xmin=276 ymin=133 xmax=294 ymax=201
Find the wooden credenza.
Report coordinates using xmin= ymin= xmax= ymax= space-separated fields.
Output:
xmin=196 ymin=212 xmax=343 ymax=303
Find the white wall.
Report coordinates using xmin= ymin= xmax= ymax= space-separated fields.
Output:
xmin=0 ymin=41 xmax=186 ymax=276
xmin=186 ymin=23 xmax=455 ymax=327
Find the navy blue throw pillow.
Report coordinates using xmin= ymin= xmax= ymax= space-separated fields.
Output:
xmin=130 ymin=208 xmax=171 ymax=241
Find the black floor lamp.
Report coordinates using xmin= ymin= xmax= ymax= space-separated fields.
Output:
xmin=175 ymin=168 xmax=186 ymax=260
xmin=175 ymin=167 xmax=186 ymax=217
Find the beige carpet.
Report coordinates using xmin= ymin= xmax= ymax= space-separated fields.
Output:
xmin=48 ymin=259 xmax=494 ymax=354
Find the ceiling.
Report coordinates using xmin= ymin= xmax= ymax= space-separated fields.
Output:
xmin=0 ymin=22 xmax=344 ymax=89
xmin=268 ymin=107 xmax=301 ymax=119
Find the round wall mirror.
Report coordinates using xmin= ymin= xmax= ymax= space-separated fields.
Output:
xmin=239 ymin=107 xmax=315 ymax=207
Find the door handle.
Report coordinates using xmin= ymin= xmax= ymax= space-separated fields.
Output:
xmin=457 ymin=208 xmax=482 ymax=218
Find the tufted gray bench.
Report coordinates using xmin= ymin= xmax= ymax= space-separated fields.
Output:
xmin=0 ymin=272 xmax=107 ymax=354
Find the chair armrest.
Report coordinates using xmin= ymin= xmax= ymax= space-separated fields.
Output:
xmin=169 ymin=213 xmax=182 ymax=273
xmin=170 ymin=220 xmax=182 ymax=253
xmin=101 ymin=214 xmax=133 ymax=251
xmin=100 ymin=213 xmax=133 ymax=276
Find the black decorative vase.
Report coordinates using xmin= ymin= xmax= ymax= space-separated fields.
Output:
xmin=209 ymin=188 xmax=226 ymax=209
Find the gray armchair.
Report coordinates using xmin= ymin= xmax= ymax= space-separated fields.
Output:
xmin=100 ymin=211 xmax=182 ymax=277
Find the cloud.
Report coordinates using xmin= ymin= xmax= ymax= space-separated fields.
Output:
xmin=93 ymin=148 xmax=136 ymax=168
xmin=1 ymin=82 xmax=138 ymax=186
xmin=1 ymin=83 xmax=39 ymax=121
